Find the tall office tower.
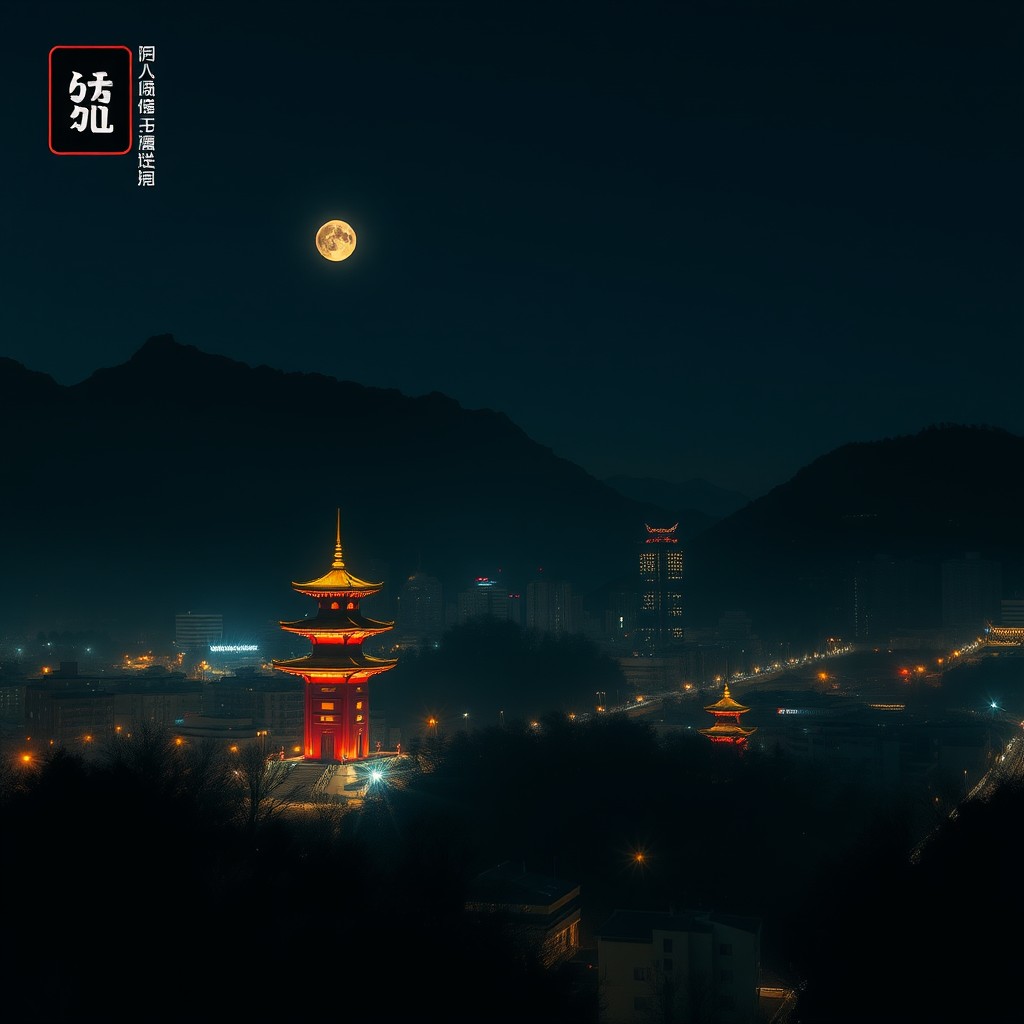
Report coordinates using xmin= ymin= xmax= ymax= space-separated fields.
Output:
xmin=174 ymin=612 xmax=223 ymax=653
xmin=526 ymin=579 xmax=578 ymax=637
xmin=635 ymin=522 xmax=684 ymax=653
xmin=941 ymin=552 xmax=1002 ymax=636
xmin=457 ymin=577 xmax=511 ymax=623
xmin=395 ymin=571 xmax=444 ymax=650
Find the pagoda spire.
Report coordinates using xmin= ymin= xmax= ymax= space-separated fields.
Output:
xmin=332 ymin=507 xmax=345 ymax=569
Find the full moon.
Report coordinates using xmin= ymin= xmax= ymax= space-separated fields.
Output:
xmin=315 ymin=219 xmax=357 ymax=262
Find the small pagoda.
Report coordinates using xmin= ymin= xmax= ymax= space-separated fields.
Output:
xmin=273 ymin=511 xmax=397 ymax=762
xmin=698 ymin=683 xmax=757 ymax=746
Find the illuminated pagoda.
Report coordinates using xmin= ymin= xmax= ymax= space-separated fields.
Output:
xmin=273 ymin=511 xmax=397 ymax=762
xmin=698 ymin=683 xmax=757 ymax=746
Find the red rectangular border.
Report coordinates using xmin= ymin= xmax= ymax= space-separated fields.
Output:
xmin=49 ymin=45 xmax=133 ymax=156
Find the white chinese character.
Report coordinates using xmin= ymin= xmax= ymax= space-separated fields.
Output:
xmin=139 ymin=80 xmax=155 ymax=98
xmin=68 ymin=70 xmax=114 ymax=133
xmin=138 ymin=45 xmax=156 ymax=62
xmin=87 ymin=71 xmax=113 ymax=104
xmin=139 ymin=135 xmax=156 ymax=151
xmin=137 ymin=97 xmax=155 ymax=114
xmin=70 ymin=104 xmax=114 ymax=133
xmin=138 ymin=170 xmax=156 ymax=186
xmin=139 ymin=117 xmax=156 ymax=133
xmin=138 ymin=62 xmax=155 ymax=80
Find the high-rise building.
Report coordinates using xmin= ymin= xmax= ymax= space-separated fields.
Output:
xmin=174 ymin=612 xmax=223 ymax=652
xmin=457 ymin=577 xmax=512 ymax=623
xmin=526 ymin=579 xmax=579 ymax=637
xmin=395 ymin=571 xmax=444 ymax=650
xmin=273 ymin=511 xmax=397 ymax=762
xmin=942 ymin=552 xmax=1002 ymax=637
xmin=1002 ymin=599 xmax=1024 ymax=627
xmin=635 ymin=523 xmax=684 ymax=653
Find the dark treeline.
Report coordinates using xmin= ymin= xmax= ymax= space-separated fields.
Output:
xmin=377 ymin=618 xmax=627 ymax=726
xmin=2 ymin=714 xmax=1022 ymax=1023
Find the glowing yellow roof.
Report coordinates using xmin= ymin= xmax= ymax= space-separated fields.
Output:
xmin=292 ymin=510 xmax=383 ymax=596
xmin=704 ymin=684 xmax=750 ymax=713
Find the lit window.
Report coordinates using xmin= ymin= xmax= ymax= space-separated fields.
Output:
xmin=322 ymin=702 xmax=335 ymax=711
xmin=356 ymin=701 xmax=363 ymax=710
xmin=355 ymin=714 xmax=363 ymax=722
xmin=320 ymin=715 xmax=335 ymax=723
xmin=330 ymin=601 xmax=340 ymax=610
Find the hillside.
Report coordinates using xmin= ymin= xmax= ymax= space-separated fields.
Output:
xmin=0 ymin=336 xmax=670 ymax=637
xmin=683 ymin=424 xmax=1024 ymax=641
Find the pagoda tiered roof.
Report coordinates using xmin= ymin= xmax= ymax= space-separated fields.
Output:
xmin=280 ymin=608 xmax=394 ymax=639
xmin=290 ymin=511 xmax=383 ymax=597
xmin=274 ymin=649 xmax=398 ymax=680
xmin=703 ymin=685 xmax=750 ymax=714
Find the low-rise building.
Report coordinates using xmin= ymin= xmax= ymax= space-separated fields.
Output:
xmin=597 ymin=908 xmax=760 ymax=1024
xmin=465 ymin=861 xmax=581 ymax=967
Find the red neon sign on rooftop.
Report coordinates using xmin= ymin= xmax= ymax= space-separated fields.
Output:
xmin=644 ymin=522 xmax=679 ymax=543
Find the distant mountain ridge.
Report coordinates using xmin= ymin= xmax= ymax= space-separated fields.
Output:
xmin=603 ymin=474 xmax=750 ymax=535
xmin=683 ymin=423 xmax=1024 ymax=642
xmin=0 ymin=336 xmax=675 ymax=636
xmin=2 ymin=341 xmax=1019 ymax=647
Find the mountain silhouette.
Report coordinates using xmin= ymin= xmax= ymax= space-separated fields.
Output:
xmin=1 ymin=336 xmax=672 ymax=638
xmin=683 ymin=423 xmax=1024 ymax=642
xmin=3 ymin=342 xmax=1019 ymax=648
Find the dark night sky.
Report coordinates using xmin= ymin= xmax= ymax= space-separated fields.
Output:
xmin=6 ymin=1 xmax=1022 ymax=498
